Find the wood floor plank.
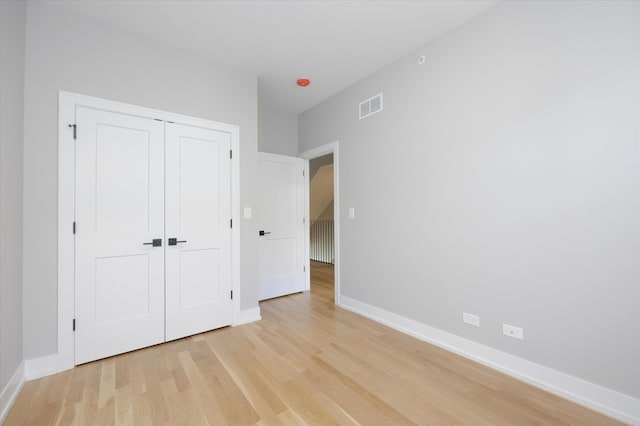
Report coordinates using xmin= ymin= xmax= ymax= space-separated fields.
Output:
xmin=306 ymin=355 xmax=416 ymax=425
xmin=130 ymin=391 xmax=152 ymax=426
xmin=211 ymin=341 xmax=289 ymax=422
xmin=3 ymin=261 xmax=622 ymax=425
xmin=114 ymin=385 xmax=134 ymax=426
xmin=279 ymin=378 xmax=341 ymax=425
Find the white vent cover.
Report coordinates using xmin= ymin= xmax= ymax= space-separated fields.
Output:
xmin=359 ymin=93 xmax=383 ymax=120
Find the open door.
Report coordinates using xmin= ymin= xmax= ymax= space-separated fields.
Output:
xmin=258 ymin=152 xmax=306 ymax=300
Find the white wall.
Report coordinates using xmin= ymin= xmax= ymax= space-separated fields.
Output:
xmin=300 ymin=0 xmax=640 ymax=399
xmin=0 ymin=0 xmax=26 ymax=392
xmin=22 ymin=2 xmax=259 ymax=360
xmin=258 ymin=102 xmax=298 ymax=156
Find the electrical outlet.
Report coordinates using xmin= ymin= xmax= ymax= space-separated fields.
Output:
xmin=503 ymin=324 xmax=524 ymax=340
xmin=463 ymin=312 xmax=480 ymax=327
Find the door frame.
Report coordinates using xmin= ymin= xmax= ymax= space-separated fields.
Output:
xmin=57 ymin=91 xmax=241 ymax=372
xmin=299 ymin=141 xmax=340 ymax=303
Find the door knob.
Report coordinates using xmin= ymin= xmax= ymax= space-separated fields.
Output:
xmin=143 ymin=238 xmax=162 ymax=247
xmin=168 ymin=238 xmax=187 ymax=246
xmin=259 ymin=230 xmax=271 ymax=236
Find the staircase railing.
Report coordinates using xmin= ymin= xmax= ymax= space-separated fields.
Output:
xmin=310 ymin=220 xmax=334 ymax=264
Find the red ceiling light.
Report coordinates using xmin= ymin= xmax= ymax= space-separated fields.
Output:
xmin=296 ymin=78 xmax=311 ymax=87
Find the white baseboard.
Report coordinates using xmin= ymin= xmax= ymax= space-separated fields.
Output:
xmin=338 ymin=295 xmax=640 ymax=425
xmin=24 ymin=354 xmax=58 ymax=381
xmin=0 ymin=361 xmax=25 ymax=423
xmin=235 ymin=307 xmax=261 ymax=326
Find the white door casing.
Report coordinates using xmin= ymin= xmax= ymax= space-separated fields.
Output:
xmin=74 ymin=107 xmax=165 ymax=364
xmin=165 ymin=123 xmax=232 ymax=341
xmin=258 ymin=153 xmax=306 ymax=300
xmin=58 ymin=91 xmax=242 ymax=371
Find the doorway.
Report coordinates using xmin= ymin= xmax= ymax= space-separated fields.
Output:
xmin=300 ymin=141 xmax=340 ymax=304
xmin=308 ymin=154 xmax=335 ymax=301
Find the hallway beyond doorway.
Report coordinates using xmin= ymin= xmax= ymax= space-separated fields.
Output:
xmin=310 ymin=260 xmax=334 ymax=303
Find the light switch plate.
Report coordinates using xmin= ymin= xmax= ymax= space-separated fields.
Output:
xmin=348 ymin=208 xmax=355 ymax=219
xmin=243 ymin=207 xmax=252 ymax=219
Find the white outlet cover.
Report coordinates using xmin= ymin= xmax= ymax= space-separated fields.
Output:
xmin=463 ymin=312 xmax=480 ymax=327
xmin=348 ymin=207 xmax=355 ymax=219
xmin=503 ymin=324 xmax=524 ymax=340
xmin=243 ymin=207 xmax=252 ymax=219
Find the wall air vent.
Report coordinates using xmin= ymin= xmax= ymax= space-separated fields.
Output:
xmin=359 ymin=93 xmax=383 ymax=120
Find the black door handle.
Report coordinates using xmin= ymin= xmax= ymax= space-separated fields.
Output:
xmin=259 ymin=230 xmax=271 ymax=236
xmin=143 ymin=238 xmax=162 ymax=247
xmin=168 ymin=238 xmax=187 ymax=246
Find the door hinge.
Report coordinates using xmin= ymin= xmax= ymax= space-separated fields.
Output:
xmin=230 ymin=219 xmax=233 ymax=228
xmin=72 ymin=221 xmax=76 ymax=234
xmin=303 ymin=217 xmax=305 ymax=224
xmin=303 ymin=265 xmax=306 ymax=272
xmin=72 ymin=318 xmax=76 ymax=331
xmin=230 ymin=150 xmax=232 ymax=159
xmin=68 ymin=124 xmax=77 ymax=140
xmin=303 ymin=170 xmax=305 ymax=176
xmin=230 ymin=290 xmax=233 ymax=300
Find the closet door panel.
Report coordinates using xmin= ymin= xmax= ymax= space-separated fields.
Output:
xmin=165 ymin=123 xmax=232 ymax=341
xmin=75 ymin=107 xmax=165 ymax=365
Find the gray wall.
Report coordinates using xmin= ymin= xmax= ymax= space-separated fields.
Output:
xmin=299 ymin=1 xmax=640 ymax=398
xmin=258 ymin=102 xmax=298 ymax=156
xmin=22 ymin=2 xmax=259 ymax=360
xmin=0 ymin=0 xmax=26 ymax=391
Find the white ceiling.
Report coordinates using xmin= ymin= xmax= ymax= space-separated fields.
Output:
xmin=46 ymin=0 xmax=498 ymax=114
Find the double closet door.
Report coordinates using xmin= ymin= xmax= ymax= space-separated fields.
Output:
xmin=74 ymin=106 xmax=232 ymax=365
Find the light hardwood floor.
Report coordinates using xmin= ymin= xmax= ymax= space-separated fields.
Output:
xmin=5 ymin=261 xmax=620 ymax=425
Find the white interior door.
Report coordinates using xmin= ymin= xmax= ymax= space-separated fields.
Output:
xmin=258 ymin=153 xmax=306 ymax=300
xmin=165 ymin=123 xmax=232 ymax=341
xmin=75 ymin=107 xmax=165 ymax=364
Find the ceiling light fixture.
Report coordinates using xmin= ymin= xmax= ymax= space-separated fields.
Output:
xmin=296 ymin=78 xmax=311 ymax=87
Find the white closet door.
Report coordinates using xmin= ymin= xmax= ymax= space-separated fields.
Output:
xmin=165 ymin=123 xmax=232 ymax=341
xmin=258 ymin=153 xmax=306 ymax=300
xmin=75 ymin=107 xmax=165 ymax=365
